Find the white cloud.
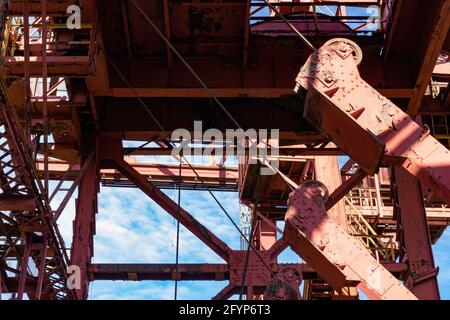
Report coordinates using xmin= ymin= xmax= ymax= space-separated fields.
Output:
xmin=55 ymin=181 xmax=245 ymax=299
xmin=89 ymin=280 xmax=228 ymax=300
xmin=56 ymin=180 xmax=450 ymax=301
xmin=434 ymin=229 xmax=450 ymax=299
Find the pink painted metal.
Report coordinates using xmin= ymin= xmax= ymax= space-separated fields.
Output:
xmin=209 ymin=249 xmax=309 ymax=300
xmin=228 ymin=250 xmax=272 ymax=288
xmin=284 ymin=180 xmax=418 ymax=300
xmin=393 ymin=167 xmax=440 ymax=300
xmin=69 ymin=155 xmax=99 ymax=300
xmin=36 ymin=157 xmax=239 ymax=190
xmin=257 ymin=219 xmax=277 ymax=251
xmin=1 ymin=0 xmax=448 ymax=301
xmin=0 ymin=97 xmax=74 ymax=299
xmin=295 ymin=38 xmax=450 ymax=205
xmin=264 ymin=266 xmax=303 ymax=300
xmin=42 ymin=0 xmax=49 ymax=195
xmin=17 ymin=234 xmax=32 ymax=300
xmin=35 ymin=239 xmax=48 ymax=300
xmin=52 ymin=153 xmax=95 ymax=222
xmin=325 ymin=169 xmax=367 ymax=211
xmin=87 ymin=262 xmax=406 ymax=281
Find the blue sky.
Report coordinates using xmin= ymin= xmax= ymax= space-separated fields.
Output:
xmin=56 ymin=183 xmax=241 ymax=300
xmin=53 ymin=4 xmax=450 ymax=300
xmin=44 ymin=4 xmax=450 ymax=300
xmin=0 ymin=3 xmax=443 ymax=302
xmin=53 ymin=159 xmax=305 ymax=300
xmin=52 ymin=173 xmax=450 ymax=300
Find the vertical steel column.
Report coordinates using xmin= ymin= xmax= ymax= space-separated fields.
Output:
xmin=256 ymin=218 xmax=277 ymax=300
xmin=313 ymin=156 xmax=359 ymax=299
xmin=35 ymin=238 xmax=48 ymax=300
xmin=246 ymin=285 xmax=255 ymax=301
xmin=41 ymin=0 xmax=49 ymax=194
xmin=257 ymin=219 xmax=277 ymax=252
xmin=17 ymin=234 xmax=32 ymax=300
xmin=314 ymin=156 xmax=347 ymax=228
xmin=70 ymin=155 xmax=99 ymax=300
xmin=284 ymin=181 xmax=417 ymax=300
xmin=23 ymin=0 xmax=31 ymax=146
xmin=393 ymin=167 xmax=440 ymax=300
xmin=269 ymin=0 xmax=310 ymax=15
xmin=374 ymin=173 xmax=384 ymax=217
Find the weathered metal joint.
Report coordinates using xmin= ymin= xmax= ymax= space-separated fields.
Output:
xmin=264 ymin=266 xmax=303 ymax=300
xmin=410 ymin=268 xmax=439 ymax=285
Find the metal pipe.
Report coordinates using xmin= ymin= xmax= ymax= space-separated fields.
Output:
xmin=374 ymin=173 xmax=384 ymax=218
xmin=17 ymin=234 xmax=32 ymax=300
xmin=41 ymin=0 xmax=49 ymax=195
xmin=23 ymin=0 xmax=31 ymax=147
xmin=35 ymin=238 xmax=48 ymax=300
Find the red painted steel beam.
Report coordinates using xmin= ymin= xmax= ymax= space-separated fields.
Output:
xmin=213 ymin=284 xmax=236 ymax=300
xmin=315 ymin=156 xmax=348 ymax=226
xmin=107 ymin=88 xmax=415 ymax=99
xmin=407 ymin=0 xmax=450 ymax=115
xmin=96 ymin=97 xmax=323 ymax=140
xmin=121 ymin=0 xmax=133 ymax=61
xmin=87 ymin=262 xmax=407 ymax=282
xmin=109 ymin=157 xmax=232 ymax=262
xmin=394 ymin=167 xmax=441 ymax=300
xmin=1 ymin=85 xmax=74 ymax=298
xmin=268 ymin=238 xmax=290 ymax=260
xmin=3 ymin=277 xmax=38 ymax=294
xmin=0 ymin=195 xmax=36 ymax=211
xmin=2 ymin=56 xmax=91 ymax=76
xmin=256 ymin=219 xmax=277 ymax=251
xmin=17 ymin=234 xmax=32 ymax=300
xmin=284 ymin=181 xmax=418 ymax=299
xmin=101 ymin=53 xmax=412 ymax=95
xmin=8 ymin=0 xmax=75 ymax=15
xmin=42 ymin=0 xmax=49 ymax=196
xmin=35 ymin=239 xmax=48 ymax=300
xmin=23 ymin=0 xmax=31 ymax=145
xmin=122 ymin=145 xmax=344 ymax=156
xmin=38 ymin=158 xmax=238 ymax=182
xmin=35 ymin=144 xmax=343 ymax=162
xmin=269 ymin=0 xmax=379 ymax=5
xmin=88 ymin=263 xmax=229 ymax=282
xmin=37 ymin=158 xmax=238 ymax=192
xmin=296 ymin=39 xmax=450 ymax=205
xmin=52 ymin=153 xmax=95 ymax=221
xmin=325 ymin=169 xmax=367 ymax=211
xmin=69 ymin=155 xmax=99 ymax=300
xmin=382 ymin=0 xmax=449 ymax=104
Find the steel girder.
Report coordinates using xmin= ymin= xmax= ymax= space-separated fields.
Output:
xmin=0 ymin=94 xmax=74 ymax=299
xmin=284 ymin=181 xmax=418 ymax=300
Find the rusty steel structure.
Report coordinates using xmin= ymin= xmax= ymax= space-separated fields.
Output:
xmin=0 ymin=0 xmax=450 ymax=300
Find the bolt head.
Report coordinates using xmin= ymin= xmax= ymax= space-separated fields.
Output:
xmin=339 ymin=44 xmax=349 ymax=52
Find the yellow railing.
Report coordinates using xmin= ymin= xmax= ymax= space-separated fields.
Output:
xmin=347 ymin=187 xmax=390 ymax=207
xmin=1 ymin=17 xmax=12 ymax=59
xmin=422 ymin=115 xmax=450 ymax=149
xmin=1 ymin=17 xmax=94 ymax=61
xmin=345 ymin=197 xmax=396 ymax=261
